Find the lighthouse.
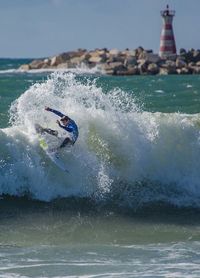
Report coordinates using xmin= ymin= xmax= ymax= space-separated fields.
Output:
xmin=159 ymin=5 xmax=176 ymax=58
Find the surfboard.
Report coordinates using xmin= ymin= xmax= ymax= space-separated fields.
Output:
xmin=35 ymin=124 xmax=69 ymax=173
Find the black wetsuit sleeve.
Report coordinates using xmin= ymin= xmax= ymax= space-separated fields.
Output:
xmin=48 ymin=108 xmax=64 ymax=118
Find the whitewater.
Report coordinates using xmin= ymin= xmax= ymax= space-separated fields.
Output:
xmin=1 ymin=66 xmax=200 ymax=277
xmin=1 ymin=72 xmax=200 ymax=209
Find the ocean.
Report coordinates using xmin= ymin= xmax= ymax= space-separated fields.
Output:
xmin=0 ymin=59 xmax=200 ymax=277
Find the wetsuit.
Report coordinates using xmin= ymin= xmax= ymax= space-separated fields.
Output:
xmin=46 ymin=108 xmax=79 ymax=148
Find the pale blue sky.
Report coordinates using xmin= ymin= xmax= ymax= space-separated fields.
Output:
xmin=0 ymin=0 xmax=199 ymax=58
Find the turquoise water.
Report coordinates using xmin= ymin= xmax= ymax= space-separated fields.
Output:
xmin=1 ymin=73 xmax=200 ymax=129
xmin=1 ymin=60 xmax=200 ymax=277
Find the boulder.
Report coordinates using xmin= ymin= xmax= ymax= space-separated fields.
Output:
xmin=57 ymin=62 xmax=71 ymax=69
xmin=159 ymin=68 xmax=170 ymax=75
xmin=193 ymin=50 xmax=200 ymax=62
xmin=126 ymin=66 xmax=139 ymax=75
xmin=188 ymin=62 xmax=196 ymax=67
xmin=19 ymin=64 xmax=30 ymax=71
xmin=176 ymin=67 xmax=190 ymax=74
xmin=29 ymin=59 xmax=45 ymax=69
xmin=193 ymin=66 xmax=200 ymax=74
xmin=107 ymin=52 xmax=125 ymax=63
xmin=179 ymin=48 xmax=187 ymax=55
xmin=50 ymin=50 xmax=87 ymax=66
xmin=176 ymin=58 xmax=187 ymax=68
xmin=146 ymin=53 xmax=161 ymax=63
xmin=124 ymin=56 xmax=137 ymax=67
xmin=70 ymin=56 xmax=85 ymax=65
xmin=50 ymin=55 xmax=64 ymax=67
xmin=147 ymin=63 xmax=159 ymax=75
xmin=138 ymin=59 xmax=148 ymax=74
xmin=88 ymin=56 xmax=103 ymax=63
xmin=123 ymin=49 xmax=137 ymax=57
xmin=162 ymin=60 xmax=177 ymax=73
xmin=109 ymin=49 xmax=120 ymax=56
xmin=101 ymin=62 xmax=125 ymax=75
xmin=135 ymin=46 xmax=144 ymax=58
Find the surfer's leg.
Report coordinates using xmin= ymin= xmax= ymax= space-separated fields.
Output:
xmin=59 ymin=137 xmax=73 ymax=148
xmin=43 ymin=128 xmax=58 ymax=137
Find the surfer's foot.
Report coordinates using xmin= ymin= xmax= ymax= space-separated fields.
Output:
xmin=43 ymin=128 xmax=58 ymax=137
xmin=35 ymin=124 xmax=44 ymax=134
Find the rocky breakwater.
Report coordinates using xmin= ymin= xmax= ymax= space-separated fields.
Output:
xmin=19 ymin=47 xmax=200 ymax=75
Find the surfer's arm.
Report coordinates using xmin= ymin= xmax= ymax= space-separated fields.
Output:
xmin=56 ymin=120 xmax=73 ymax=132
xmin=45 ymin=107 xmax=64 ymax=118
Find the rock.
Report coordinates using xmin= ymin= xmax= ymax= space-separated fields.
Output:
xmin=124 ymin=56 xmax=137 ymax=67
xmin=179 ymin=48 xmax=187 ymax=55
xmin=193 ymin=67 xmax=200 ymax=74
xmin=101 ymin=62 xmax=126 ymax=75
xmin=124 ymin=49 xmax=137 ymax=57
xmin=50 ymin=55 xmax=64 ymax=67
xmin=70 ymin=56 xmax=85 ymax=66
xmin=41 ymin=63 xmax=50 ymax=69
xmin=159 ymin=68 xmax=170 ymax=75
xmin=54 ymin=52 xmax=71 ymax=62
xmin=19 ymin=64 xmax=30 ymax=71
xmin=138 ymin=51 xmax=146 ymax=60
xmin=108 ymin=56 xmax=124 ymax=63
xmin=176 ymin=67 xmax=190 ymax=74
xmin=162 ymin=60 xmax=177 ymax=73
xmin=138 ymin=59 xmax=148 ymax=74
xmin=50 ymin=50 xmax=87 ymax=67
xmin=87 ymin=49 xmax=108 ymax=64
xmin=126 ymin=66 xmax=139 ymax=75
xmin=88 ymin=56 xmax=102 ymax=63
xmin=188 ymin=62 xmax=196 ymax=67
xmin=44 ymin=58 xmax=50 ymax=65
xmin=29 ymin=59 xmax=45 ymax=69
xmin=146 ymin=53 xmax=161 ymax=63
xmin=193 ymin=50 xmax=200 ymax=62
xmin=115 ymin=68 xmax=129 ymax=75
xmin=56 ymin=62 xmax=71 ymax=69
xmin=176 ymin=58 xmax=187 ymax=68
xmin=147 ymin=63 xmax=159 ymax=75
xmin=135 ymin=46 xmax=144 ymax=58
xmin=109 ymin=49 xmax=120 ymax=55
xmin=139 ymin=52 xmax=161 ymax=63
xmin=17 ymin=47 xmax=200 ymax=75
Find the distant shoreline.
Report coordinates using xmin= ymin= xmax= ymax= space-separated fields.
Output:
xmin=18 ymin=47 xmax=200 ymax=75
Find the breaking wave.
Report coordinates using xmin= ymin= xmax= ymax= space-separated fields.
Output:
xmin=1 ymin=72 xmax=200 ymax=209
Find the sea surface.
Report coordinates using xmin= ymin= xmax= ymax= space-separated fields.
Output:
xmin=0 ymin=59 xmax=200 ymax=277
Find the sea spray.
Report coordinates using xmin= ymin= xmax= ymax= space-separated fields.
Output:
xmin=0 ymin=72 xmax=200 ymax=208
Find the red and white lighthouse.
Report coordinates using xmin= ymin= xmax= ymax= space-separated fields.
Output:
xmin=159 ymin=5 xmax=176 ymax=58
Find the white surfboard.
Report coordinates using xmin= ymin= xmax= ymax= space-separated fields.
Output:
xmin=35 ymin=124 xmax=70 ymax=173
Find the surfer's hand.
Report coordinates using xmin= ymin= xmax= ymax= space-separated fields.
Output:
xmin=45 ymin=106 xmax=50 ymax=111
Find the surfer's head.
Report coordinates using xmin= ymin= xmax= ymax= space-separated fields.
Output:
xmin=61 ymin=116 xmax=69 ymax=123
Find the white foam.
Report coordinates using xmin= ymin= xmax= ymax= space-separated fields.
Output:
xmin=1 ymin=72 xmax=200 ymax=207
xmin=0 ymin=65 xmax=104 ymax=75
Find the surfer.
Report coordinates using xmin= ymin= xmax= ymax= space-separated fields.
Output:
xmin=42 ymin=107 xmax=79 ymax=148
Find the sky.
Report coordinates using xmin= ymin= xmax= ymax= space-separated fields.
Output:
xmin=0 ymin=0 xmax=199 ymax=58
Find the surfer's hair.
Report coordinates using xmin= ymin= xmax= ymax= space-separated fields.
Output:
xmin=61 ymin=116 xmax=69 ymax=122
